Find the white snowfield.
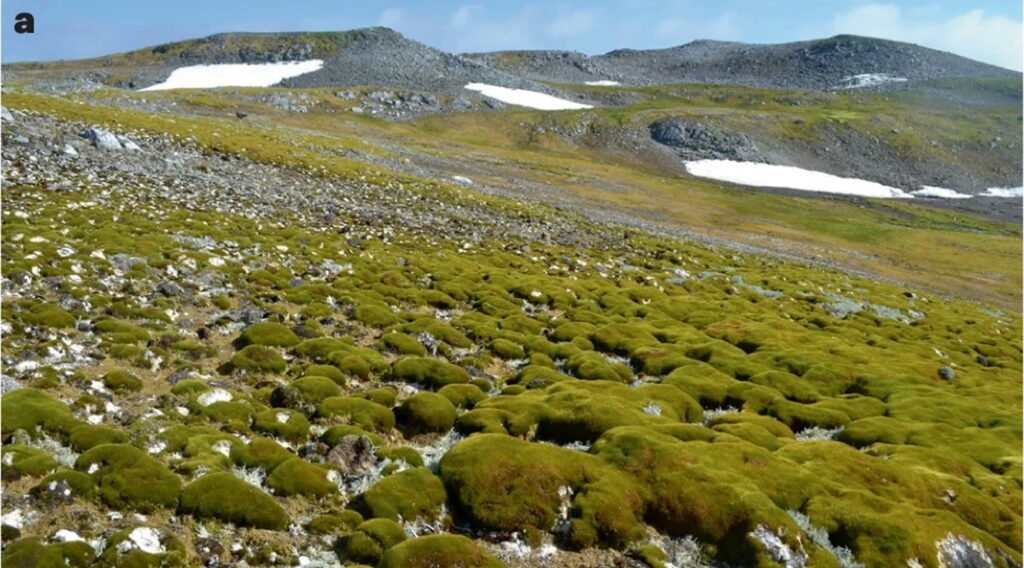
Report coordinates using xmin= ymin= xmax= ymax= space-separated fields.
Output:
xmin=684 ymin=160 xmax=913 ymax=199
xmin=464 ymin=83 xmax=592 ymax=110
xmin=983 ymin=187 xmax=1023 ymax=197
xmin=140 ymin=60 xmax=324 ymax=91
xmin=838 ymin=73 xmax=908 ymax=89
xmin=584 ymin=80 xmax=621 ymax=86
xmin=914 ymin=186 xmax=972 ymax=199
xmin=685 ymin=160 xmax=1023 ymax=199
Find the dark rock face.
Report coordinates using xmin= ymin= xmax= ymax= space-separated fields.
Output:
xmin=649 ymin=118 xmax=761 ymax=161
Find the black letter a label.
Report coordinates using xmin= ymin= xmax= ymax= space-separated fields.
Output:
xmin=15 ymin=12 xmax=34 ymax=34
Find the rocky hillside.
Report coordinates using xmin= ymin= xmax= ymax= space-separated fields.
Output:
xmin=465 ymin=34 xmax=1019 ymax=92
xmin=5 ymin=28 xmax=551 ymax=94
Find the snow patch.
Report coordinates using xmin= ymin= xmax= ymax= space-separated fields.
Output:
xmin=913 ymin=186 xmax=972 ymax=199
xmin=465 ymin=83 xmax=592 ymax=110
xmin=584 ymin=80 xmax=621 ymax=86
xmin=982 ymin=186 xmax=1023 ymax=197
xmin=838 ymin=73 xmax=908 ymax=89
xmin=685 ymin=160 xmax=913 ymax=199
xmin=141 ymin=60 xmax=324 ymax=91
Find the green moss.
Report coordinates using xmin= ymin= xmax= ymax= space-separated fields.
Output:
xmin=2 ymin=445 xmax=58 ymax=478
xmin=31 ymin=469 xmax=95 ymax=501
xmin=306 ymin=509 xmax=364 ymax=535
xmin=439 ymin=433 xmax=644 ymax=548
xmin=378 ymin=535 xmax=506 ymax=568
xmin=252 ymin=408 xmax=311 ymax=442
xmin=437 ymin=383 xmax=487 ymax=409
xmin=75 ymin=444 xmax=181 ymax=511
xmin=2 ymin=388 xmax=79 ymax=438
xmin=304 ymin=363 xmax=348 ymax=384
xmin=396 ymin=392 xmax=458 ymax=435
xmin=266 ymin=457 xmax=337 ymax=497
xmin=170 ymin=379 xmax=209 ymax=395
xmin=392 ymin=357 xmax=470 ymax=388
xmin=566 ymin=351 xmax=631 ymax=382
xmin=632 ymin=543 xmax=670 ymax=568
xmin=236 ymin=321 xmax=301 ymax=348
xmin=320 ymin=425 xmax=385 ymax=447
xmin=94 ymin=319 xmax=151 ymax=343
xmin=96 ymin=528 xmax=186 ymax=567
xmin=355 ymin=303 xmax=400 ymax=327
xmin=295 ymin=338 xmax=352 ymax=361
xmin=197 ymin=400 xmax=256 ymax=432
xmin=230 ymin=437 xmax=294 ymax=471
xmin=336 ymin=518 xmax=407 ymax=565
xmin=180 ymin=471 xmax=289 ymax=529
xmin=490 ymin=338 xmax=526 ymax=359
xmin=375 ymin=446 xmax=425 ymax=467
xmin=354 ymin=467 xmax=446 ymax=521
xmin=21 ymin=304 xmax=76 ymax=329
xmin=68 ymin=423 xmax=130 ymax=451
xmin=101 ymin=370 xmax=143 ymax=392
xmin=291 ymin=376 xmax=343 ymax=402
xmin=380 ymin=332 xmax=427 ymax=356
xmin=231 ymin=345 xmax=286 ymax=373
xmin=365 ymin=387 xmax=398 ymax=407
xmin=319 ymin=396 xmax=396 ymax=432
xmin=3 ymin=537 xmax=95 ymax=568
xmin=333 ymin=354 xmax=371 ymax=377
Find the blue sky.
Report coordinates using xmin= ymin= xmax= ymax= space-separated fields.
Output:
xmin=3 ymin=1 xmax=1022 ymax=70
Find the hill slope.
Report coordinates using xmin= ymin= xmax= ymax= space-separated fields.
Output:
xmin=6 ymin=28 xmax=549 ymax=93
xmin=465 ymin=34 xmax=1018 ymax=91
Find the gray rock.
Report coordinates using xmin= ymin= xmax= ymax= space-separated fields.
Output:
xmin=156 ymin=281 xmax=186 ymax=297
xmin=107 ymin=253 xmax=148 ymax=271
xmin=938 ymin=366 xmax=956 ymax=381
xmin=1 ymin=106 xmax=13 ymax=122
xmin=62 ymin=143 xmax=78 ymax=156
xmin=1 ymin=374 xmax=22 ymax=394
xmin=81 ymin=127 xmax=122 ymax=150
xmin=117 ymin=135 xmax=141 ymax=151
xmin=325 ymin=435 xmax=376 ymax=475
xmin=649 ymin=118 xmax=760 ymax=161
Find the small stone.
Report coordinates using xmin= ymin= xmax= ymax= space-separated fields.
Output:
xmin=156 ymin=281 xmax=185 ymax=297
xmin=938 ymin=366 xmax=955 ymax=381
xmin=80 ymin=127 xmax=122 ymax=150
xmin=325 ymin=435 xmax=375 ymax=475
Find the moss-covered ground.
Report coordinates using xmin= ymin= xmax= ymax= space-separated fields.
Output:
xmin=0 ymin=85 xmax=1020 ymax=567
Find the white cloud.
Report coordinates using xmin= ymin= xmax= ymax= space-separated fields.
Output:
xmin=831 ymin=4 xmax=1022 ymax=71
xmin=546 ymin=9 xmax=597 ymax=37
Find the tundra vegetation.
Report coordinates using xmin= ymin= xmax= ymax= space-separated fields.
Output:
xmin=0 ymin=65 xmax=1020 ymax=567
